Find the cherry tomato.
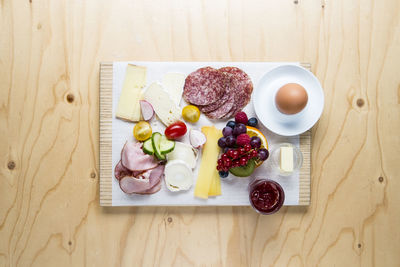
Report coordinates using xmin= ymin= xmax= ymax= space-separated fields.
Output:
xmin=164 ymin=121 xmax=187 ymax=140
xmin=133 ymin=121 xmax=152 ymax=141
xmin=182 ymin=105 xmax=200 ymax=123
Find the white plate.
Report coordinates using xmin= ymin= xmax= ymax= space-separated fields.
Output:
xmin=253 ymin=65 xmax=324 ymax=136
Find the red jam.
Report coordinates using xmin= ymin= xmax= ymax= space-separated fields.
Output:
xmin=249 ymin=179 xmax=285 ymax=215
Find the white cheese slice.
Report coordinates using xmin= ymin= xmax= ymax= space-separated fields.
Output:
xmin=116 ymin=64 xmax=146 ymax=122
xmin=165 ymin=159 xmax=193 ymax=192
xmin=162 ymin=72 xmax=185 ymax=106
xmin=143 ymin=82 xmax=181 ymax=126
xmin=280 ymin=146 xmax=294 ymax=172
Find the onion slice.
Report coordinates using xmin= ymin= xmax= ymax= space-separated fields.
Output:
xmin=164 ymin=159 xmax=193 ymax=192
xmin=166 ymin=142 xmax=198 ymax=169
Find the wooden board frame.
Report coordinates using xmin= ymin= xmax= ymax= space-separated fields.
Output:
xmin=99 ymin=62 xmax=311 ymax=206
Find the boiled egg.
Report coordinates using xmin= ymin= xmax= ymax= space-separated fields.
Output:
xmin=275 ymin=83 xmax=308 ymax=115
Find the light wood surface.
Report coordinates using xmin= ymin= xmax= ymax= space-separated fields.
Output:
xmin=1 ymin=0 xmax=399 ymax=266
xmin=99 ymin=62 xmax=311 ymax=207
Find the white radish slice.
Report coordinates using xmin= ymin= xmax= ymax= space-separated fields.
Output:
xmin=164 ymin=159 xmax=193 ymax=192
xmin=166 ymin=142 xmax=198 ymax=169
xmin=140 ymin=100 xmax=155 ymax=121
xmin=189 ymin=129 xmax=206 ymax=149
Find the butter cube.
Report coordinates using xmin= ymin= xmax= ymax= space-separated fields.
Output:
xmin=280 ymin=146 xmax=294 ymax=172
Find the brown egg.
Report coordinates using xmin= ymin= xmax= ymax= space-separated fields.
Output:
xmin=275 ymin=83 xmax=308 ymax=115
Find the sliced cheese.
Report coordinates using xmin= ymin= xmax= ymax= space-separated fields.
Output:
xmin=116 ymin=64 xmax=147 ymax=122
xmin=208 ymin=171 xmax=221 ymax=196
xmin=143 ymin=82 xmax=181 ymax=126
xmin=280 ymin=146 xmax=294 ymax=172
xmin=162 ymin=72 xmax=185 ymax=106
xmin=194 ymin=126 xmax=222 ymax=199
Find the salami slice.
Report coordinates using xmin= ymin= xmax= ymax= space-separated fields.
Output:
xmin=204 ymin=93 xmax=235 ymax=119
xmin=199 ymin=75 xmax=232 ymax=113
xmin=219 ymin=67 xmax=253 ymax=117
xmin=183 ymin=67 xmax=227 ymax=105
xmin=199 ymin=91 xmax=229 ymax=113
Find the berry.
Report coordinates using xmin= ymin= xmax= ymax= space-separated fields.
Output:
xmin=217 ymin=159 xmax=223 ymax=165
xmin=238 ymin=147 xmax=246 ymax=155
xmin=240 ymin=157 xmax=248 ymax=166
xmin=233 ymin=160 xmax=240 ymax=167
xmin=226 ymin=121 xmax=236 ymax=129
xmin=244 ymin=144 xmax=252 ymax=152
xmin=231 ymin=150 xmax=239 ymax=159
xmin=227 ymin=149 xmax=235 ymax=158
xmin=258 ymin=148 xmax=269 ymax=161
xmin=223 ymin=158 xmax=232 ymax=167
xmin=251 ymin=149 xmax=258 ymax=158
xmin=247 ymin=117 xmax=258 ymax=127
xmin=233 ymin=123 xmax=247 ymax=136
xmin=235 ymin=112 xmax=248 ymax=124
xmin=236 ymin=134 xmax=251 ymax=147
xmin=219 ymin=171 xmax=229 ymax=178
xmin=218 ymin=137 xmax=227 ymax=148
xmin=221 ymin=153 xmax=229 ymax=160
xmin=225 ymin=135 xmax=236 ymax=147
xmin=222 ymin=127 xmax=233 ymax=137
xmin=250 ymin=136 xmax=261 ymax=148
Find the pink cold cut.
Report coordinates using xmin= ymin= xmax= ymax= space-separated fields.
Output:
xmin=121 ymin=140 xmax=159 ymax=171
xmin=119 ymin=165 xmax=165 ymax=194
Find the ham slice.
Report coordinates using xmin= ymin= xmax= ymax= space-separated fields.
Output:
xmin=114 ymin=161 xmax=132 ymax=180
xmin=121 ymin=141 xmax=159 ymax=171
xmin=119 ymin=165 xmax=165 ymax=194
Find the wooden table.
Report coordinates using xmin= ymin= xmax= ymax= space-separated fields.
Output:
xmin=1 ymin=0 xmax=399 ymax=266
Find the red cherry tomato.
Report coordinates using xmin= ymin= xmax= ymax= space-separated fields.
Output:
xmin=165 ymin=121 xmax=187 ymax=140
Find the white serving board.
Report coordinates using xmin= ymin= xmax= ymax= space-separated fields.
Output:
xmin=99 ymin=62 xmax=311 ymax=206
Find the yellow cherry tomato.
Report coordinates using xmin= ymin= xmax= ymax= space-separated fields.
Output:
xmin=133 ymin=121 xmax=152 ymax=141
xmin=182 ymin=105 xmax=200 ymax=123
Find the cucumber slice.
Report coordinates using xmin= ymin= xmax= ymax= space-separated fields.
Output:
xmin=151 ymin=132 xmax=166 ymax=160
xmin=160 ymin=136 xmax=175 ymax=155
xmin=142 ymin=139 xmax=154 ymax=155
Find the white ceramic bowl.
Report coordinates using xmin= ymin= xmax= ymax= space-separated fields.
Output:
xmin=253 ymin=65 xmax=324 ymax=136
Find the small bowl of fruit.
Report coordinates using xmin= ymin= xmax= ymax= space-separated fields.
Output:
xmin=216 ymin=112 xmax=270 ymax=178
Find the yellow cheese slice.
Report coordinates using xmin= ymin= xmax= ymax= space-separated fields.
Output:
xmin=208 ymin=170 xmax=221 ymax=196
xmin=162 ymin=72 xmax=185 ymax=106
xmin=116 ymin=64 xmax=147 ymax=122
xmin=143 ymin=82 xmax=181 ymax=126
xmin=194 ymin=126 xmax=222 ymax=199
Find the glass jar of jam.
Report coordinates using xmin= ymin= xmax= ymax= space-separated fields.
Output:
xmin=248 ymin=179 xmax=285 ymax=215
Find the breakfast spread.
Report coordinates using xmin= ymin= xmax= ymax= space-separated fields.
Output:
xmin=108 ymin=63 xmax=323 ymax=213
xmin=249 ymin=179 xmax=285 ymax=215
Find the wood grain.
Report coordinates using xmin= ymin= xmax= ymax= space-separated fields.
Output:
xmin=1 ymin=0 xmax=399 ymax=266
xmin=99 ymin=62 xmax=312 ymax=207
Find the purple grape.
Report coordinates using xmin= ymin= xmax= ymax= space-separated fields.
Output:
xmin=218 ymin=137 xmax=227 ymax=148
xmin=250 ymin=136 xmax=261 ymax=148
xmin=257 ymin=148 xmax=269 ymax=161
xmin=222 ymin=127 xmax=233 ymax=137
xmin=225 ymin=135 xmax=236 ymax=147
xmin=233 ymin=123 xmax=247 ymax=136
